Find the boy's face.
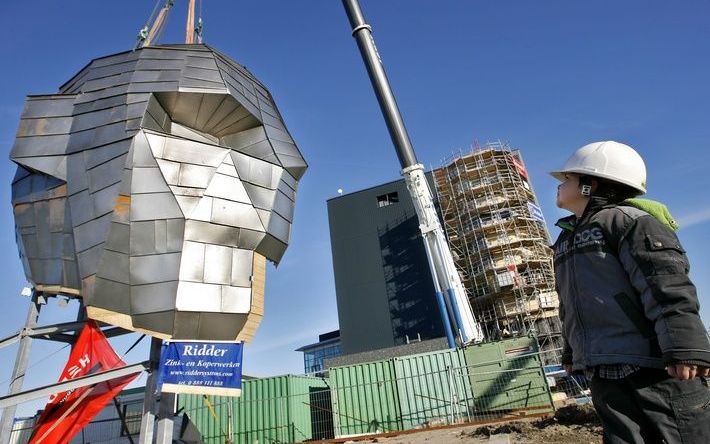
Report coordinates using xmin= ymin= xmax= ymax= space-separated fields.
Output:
xmin=556 ymin=174 xmax=585 ymax=211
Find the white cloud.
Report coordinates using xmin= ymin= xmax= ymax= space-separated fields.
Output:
xmin=677 ymin=207 xmax=710 ymax=229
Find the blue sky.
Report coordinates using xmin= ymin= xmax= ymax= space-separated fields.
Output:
xmin=1 ymin=0 xmax=709 ymax=417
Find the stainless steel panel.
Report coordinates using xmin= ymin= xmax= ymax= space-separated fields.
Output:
xmin=21 ymin=96 xmax=75 ymax=118
xmin=74 ymin=94 xmax=127 ymax=116
xmin=242 ymin=183 xmax=276 ymax=210
xmin=131 ymin=282 xmax=178 ymax=314
xmin=170 ymin=123 xmax=218 ymax=144
xmin=13 ymin=203 xmax=35 ymax=228
xmin=204 ymin=172 xmax=251 ymax=203
xmin=130 ymin=192 xmax=184 ymax=221
xmin=154 ymin=219 xmax=167 ymax=253
xmin=222 ymin=126 xmax=266 ymax=150
xmin=68 ymin=190 xmax=95 ymax=226
xmin=180 ymin=77 xmax=226 ymax=91
xmin=239 ymin=140 xmax=278 ymax=162
xmin=105 ymin=221 xmax=130 ymax=254
xmin=179 ymin=241 xmax=205 ymax=282
xmin=177 ymin=163 xmax=216 ymax=188
xmin=84 ymin=139 xmax=132 ymax=169
xmin=92 ymin=278 xmax=131 ymax=312
xmin=183 ymin=66 xmax=224 ymax=84
xmin=184 ymin=220 xmax=240 ymax=247
xmin=197 ymin=313 xmax=248 ymax=340
xmin=136 ymin=59 xmax=186 ymax=70
xmin=189 ymin=196 xmax=212 ymax=221
xmin=128 ymin=131 xmax=157 ymax=168
xmin=277 ymin=154 xmax=308 ymax=180
xmin=17 ymin=116 xmax=73 ymax=137
xmin=131 ymin=167 xmax=170 ymax=194
xmin=176 ymin=281 xmax=221 ymax=312
xmin=216 ymin=161 xmax=239 ymax=177
xmin=12 ymin=155 xmax=66 ymax=181
xmin=141 ymin=112 xmax=165 ymax=133
xmin=203 ymin=96 xmax=240 ymax=134
xmin=272 ymin=190 xmax=294 ymax=222
xmin=132 ymin=311 xmax=175 ymax=336
xmin=186 ymin=56 xmax=219 ymax=70
xmin=127 ymin=81 xmax=181 ymax=94
xmin=73 ymin=212 xmax=113 ymax=253
xmin=145 ymin=132 xmax=167 ymax=159
xmin=88 ymin=154 xmax=125 ymax=193
xmin=162 ymin=137 xmax=228 ymax=167
xmin=93 ymin=121 xmax=131 ymax=147
xmin=230 ymin=249 xmax=253 ymax=287
xmin=170 ymin=92 xmax=203 ymax=128
xmin=92 ymin=181 xmax=122 ymax=217
xmin=194 ymin=93 xmax=226 ymax=130
xmin=156 ymin=159 xmax=181 ymax=184
xmin=96 ymin=250 xmax=129 ymax=284
xmin=130 ymin=221 xmax=156 ymax=256
xmin=217 ymin=116 xmax=260 ymax=139
xmin=211 ymin=198 xmax=264 ymax=231
xmin=255 ymin=208 xmax=271 ymax=231
xmin=172 ymin=312 xmax=200 ymax=339
xmin=237 ymin=228 xmax=265 ymax=251
xmin=76 ymin=243 xmax=104 ymax=278
xmin=221 ymin=285 xmax=251 ymax=313
xmin=267 ymin=212 xmax=291 ymax=244
xmin=174 ymin=195 xmax=200 ymax=216
xmin=11 ymin=134 xmax=70 ymax=157
xmin=166 ymin=218 xmax=184 ymax=251
xmin=279 ymin=170 xmax=298 ymax=190
xmin=256 ymin=234 xmax=287 ymax=264
xmin=70 ymin=107 xmax=115 ymax=133
xmin=170 ymin=186 xmax=204 ymax=197
xmin=81 ymin=71 xmax=132 ymax=93
xmin=130 ymin=252 xmax=181 ymax=285
xmin=263 ymin=119 xmax=292 ymax=142
xmin=204 ymin=244 xmax=233 ymax=285
xmin=277 ymin=178 xmax=296 ymax=201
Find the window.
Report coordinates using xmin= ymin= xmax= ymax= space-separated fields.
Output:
xmin=376 ymin=192 xmax=399 ymax=208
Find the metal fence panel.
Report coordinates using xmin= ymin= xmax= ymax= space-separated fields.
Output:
xmin=330 ymin=359 xmax=402 ymax=437
xmin=392 ymin=348 xmax=472 ymax=429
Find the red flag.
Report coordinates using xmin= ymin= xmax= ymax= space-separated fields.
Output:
xmin=29 ymin=320 xmax=140 ymax=444
xmin=512 ymin=157 xmax=528 ymax=178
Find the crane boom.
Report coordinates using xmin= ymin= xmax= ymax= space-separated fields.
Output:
xmin=341 ymin=0 xmax=484 ymax=346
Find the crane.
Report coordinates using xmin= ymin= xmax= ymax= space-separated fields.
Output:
xmin=341 ymin=0 xmax=485 ymax=347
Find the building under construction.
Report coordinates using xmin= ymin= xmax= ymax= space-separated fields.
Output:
xmin=433 ymin=141 xmax=562 ymax=361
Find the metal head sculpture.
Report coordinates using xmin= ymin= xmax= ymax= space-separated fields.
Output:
xmin=9 ymin=44 xmax=307 ymax=341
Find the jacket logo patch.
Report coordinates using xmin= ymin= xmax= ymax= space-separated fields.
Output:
xmin=555 ymin=227 xmax=605 ymax=258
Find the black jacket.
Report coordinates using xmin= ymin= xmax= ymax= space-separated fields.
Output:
xmin=553 ymin=197 xmax=710 ymax=370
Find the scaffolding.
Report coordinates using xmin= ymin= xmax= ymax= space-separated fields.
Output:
xmin=433 ymin=141 xmax=562 ymax=363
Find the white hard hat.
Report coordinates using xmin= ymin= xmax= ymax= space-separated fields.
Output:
xmin=550 ymin=141 xmax=647 ymax=195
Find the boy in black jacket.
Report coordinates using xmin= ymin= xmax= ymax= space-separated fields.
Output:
xmin=551 ymin=140 xmax=710 ymax=443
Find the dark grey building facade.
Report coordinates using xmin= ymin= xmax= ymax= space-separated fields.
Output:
xmin=328 ymin=177 xmax=445 ymax=355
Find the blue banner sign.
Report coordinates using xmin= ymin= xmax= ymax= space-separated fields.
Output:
xmin=158 ymin=341 xmax=243 ymax=396
xmin=527 ymin=201 xmax=546 ymax=224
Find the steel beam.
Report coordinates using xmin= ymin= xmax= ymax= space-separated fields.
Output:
xmin=0 ymin=292 xmax=42 ymax=443
xmin=0 ymin=361 xmax=148 ymax=409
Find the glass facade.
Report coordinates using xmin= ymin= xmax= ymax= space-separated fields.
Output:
xmin=303 ymin=342 xmax=341 ymax=374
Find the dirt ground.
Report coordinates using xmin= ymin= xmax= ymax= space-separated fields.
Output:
xmin=358 ymin=405 xmax=603 ymax=444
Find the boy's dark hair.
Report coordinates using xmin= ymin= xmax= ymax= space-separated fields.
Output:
xmin=580 ymin=175 xmax=638 ymax=204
